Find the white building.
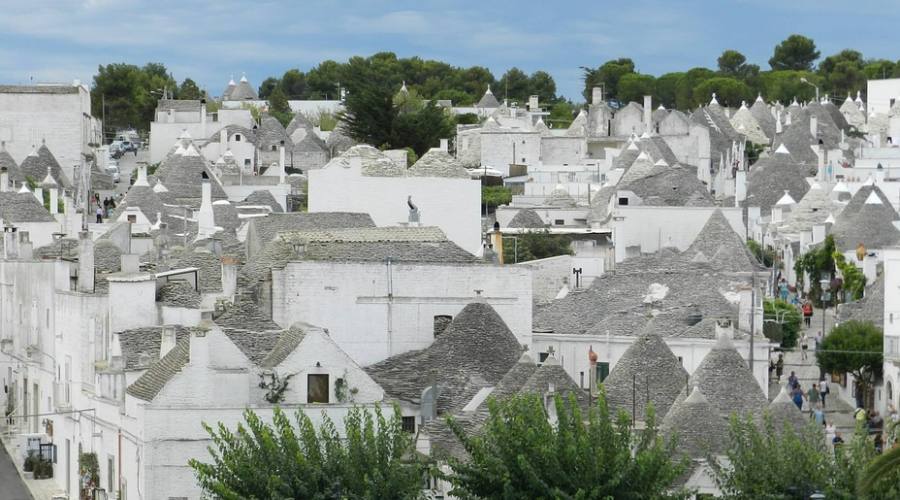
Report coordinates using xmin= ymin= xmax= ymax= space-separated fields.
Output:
xmin=0 ymin=82 xmax=101 ymax=183
xmin=308 ymin=145 xmax=483 ymax=256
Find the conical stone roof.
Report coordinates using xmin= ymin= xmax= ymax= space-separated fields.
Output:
xmin=409 ymin=148 xmax=469 ymax=178
xmin=683 ymin=210 xmax=758 ymax=271
xmin=750 ymin=98 xmax=777 ymax=140
xmin=507 ymin=208 xmax=546 ymax=229
xmin=745 ymin=149 xmax=813 ymax=216
xmin=662 ymin=386 xmax=730 ymax=459
xmin=520 ymin=355 xmax=589 ymax=409
xmin=476 ymin=86 xmax=500 ymax=108
xmin=730 ymin=103 xmax=769 ymax=145
xmin=767 ymin=386 xmax=808 ymax=433
xmin=604 ymin=330 xmax=688 ymax=420
xmin=366 ymin=302 xmax=522 ymax=413
xmin=831 ymin=190 xmax=900 ymax=251
xmin=673 ymin=335 xmax=768 ymax=420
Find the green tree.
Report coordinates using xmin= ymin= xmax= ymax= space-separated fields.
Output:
xmin=746 ymin=239 xmax=775 ymax=267
xmin=655 ymin=72 xmax=684 ymax=109
xmin=795 ymin=234 xmax=837 ymax=306
xmin=858 ymin=434 xmax=900 ymax=497
xmin=769 ymin=34 xmax=820 ymax=71
xmin=503 ymin=230 xmax=573 ymax=263
xmin=763 ymin=298 xmax=802 ymax=348
xmin=189 ymin=406 xmax=426 ymax=499
xmin=817 ymin=321 xmax=883 ymax=408
xmin=481 ymin=186 xmax=512 ymax=212
xmin=675 ymin=67 xmax=715 ymax=109
xmin=280 ymin=69 xmax=307 ymax=98
xmin=258 ymin=77 xmax=280 ymax=99
xmin=758 ymin=70 xmax=820 ymax=105
xmin=306 ymin=60 xmax=343 ymax=99
xmin=617 ymin=73 xmax=656 ymax=105
xmin=498 ymin=67 xmax=530 ymax=104
xmin=91 ymin=62 xmax=177 ymax=133
xmin=548 ymin=101 xmax=576 ymax=128
xmin=447 ymin=392 xmax=688 ymax=499
xmin=390 ymin=101 xmax=455 ymax=157
xmin=693 ymin=77 xmax=752 ymax=107
xmin=710 ymin=413 xmax=864 ymax=499
xmin=718 ymin=49 xmax=748 ymax=75
xmin=819 ymin=50 xmax=867 ymax=97
xmin=582 ymin=58 xmax=636 ymax=102
xmin=267 ymin=86 xmax=293 ymax=127
xmin=527 ymin=70 xmax=557 ymax=104
xmin=864 ymin=59 xmax=899 ymax=80
xmin=177 ymin=78 xmax=202 ymax=100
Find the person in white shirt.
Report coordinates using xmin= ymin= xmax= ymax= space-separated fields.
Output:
xmin=819 ymin=379 xmax=829 ymax=408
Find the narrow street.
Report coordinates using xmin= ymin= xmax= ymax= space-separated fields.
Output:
xmin=768 ymin=306 xmax=858 ymax=435
xmin=0 ymin=438 xmax=32 ymax=500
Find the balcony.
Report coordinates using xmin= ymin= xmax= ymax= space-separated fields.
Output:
xmin=53 ymin=381 xmax=71 ymax=410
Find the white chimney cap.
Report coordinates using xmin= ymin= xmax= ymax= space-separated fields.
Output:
xmin=774 ymin=143 xmax=790 ymax=155
xmin=864 ymin=191 xmax=883 ymax=204
xmin=709 ymin=93 xmax=719 ymax=105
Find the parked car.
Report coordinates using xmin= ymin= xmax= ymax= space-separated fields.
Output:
xmin=106 ymin=165 xmax=120 ymax=183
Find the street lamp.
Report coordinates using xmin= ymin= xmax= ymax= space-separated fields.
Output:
xmin=800 ymin=77 xmax=820 ymax=103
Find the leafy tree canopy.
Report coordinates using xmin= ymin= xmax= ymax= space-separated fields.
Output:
xmin=91 ymin=62 xmax=177 ymax=133
xmin=693 ymin=77 xmax=753 ymax=108
xmin=770 ymin=34 xmax=821 ymax=71
xmin=817 ymin=320 xmax=883 ymax=397
xmin=189 ymin=405 xmax=426 ymax=500
xmin=447 ymin=392 xmax=688 ymax=499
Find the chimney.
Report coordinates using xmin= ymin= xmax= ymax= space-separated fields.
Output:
xmin=439 ymin=138 xmax=449 ymax=152
xmin=135 ymin=165 xmax=148 ymax=186
xmin=735 ymin=170 xmax=747 ymax=205
xmin=77 ymin=231 xmax=94 ymax=292
xmin=591 ymin=86 xmax=603 ymax=105
xmin=200 ymin=99 xmax=207 ymax=137
xmin=528 ymin=95 xmax=539 ymax=110
xmin=810 ymin=115 xmax=818 ymax=139
xmin=490 ymin=224 xmax=504 ymax=264
xmin=189 ymin=329 xmax=209 ymax=368
xmin=221 ymin=255 xmax=238 ymax=300
xmin=219 ymin=128 xmax=227 ymax=149
xmin=775 ymin=111 xmax=783 ymax=134
xmin=18 ymin=231 xmax=32 ymax=260
xmin=49 ymin=187 xmax=58 ymax=215
xmin=120 ymin=254 xmax=140 ymax=274
xmin=33 ymin=186 xmax=43 ymax=205
xmin=815 ymin=146 xmax=825 ymax=180
xmin=2 ymin=226 xmax=17 ymax=260
xmin=197 ymin=180 xmax=215 ymax=239
xmin=812 ymin=224 xmax=825 ymax=244
xmin=279 ymin=145 xmax=286 ymax=184
xmin=0 ymin=159 xmax=7 ymax=192
xmin=160 ymin=326 xmax=177 ymax=359
xmin=642 ymin=95 xmax=652 ymax=133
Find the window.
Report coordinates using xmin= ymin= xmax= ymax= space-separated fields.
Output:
xmin=244 ymin=159 xmax=251 ymax=167
xmin=401 ymin=416 xmax=416 ymax=433
xmin=127 ymin=215 xmax=137 ymax=223
xmin=618 ymin=197 xmax=628 ymax=206
xmin=677 ymin=356 xmax=683 ymax=365
xmin=888 ymin=381 xmax=894 ymax=401
xmin=595 ymin=362 xmax=609 ymax=383
xmin=554 ymin=219 xmax=565 ymax=225
xmin=538 ymin=352 xmax=549 ymax=363
xmin=271 ymin=145 xmax=277 ymax=151
xmin=307 ymin=374 xmax=329 ymax=403
xmin=234 ymin=134 xmax=241 ymax=142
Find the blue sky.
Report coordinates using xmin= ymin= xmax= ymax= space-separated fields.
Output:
xmin=1 ymin=0 xmax=898 ymax=100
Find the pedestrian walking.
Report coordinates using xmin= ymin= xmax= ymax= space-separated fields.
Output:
xmin=855 ymin=407 xmax=868 ymax=429
xmin=807 ymin=384 xmax=820 ymax=411
xmin=95 ymin=206 xmax=103 ymax=223
xmin=779 ymin=278 xmax=789 ymax=301
xmin=812 ymin=403 xmax=825 ymax=425
xmin=833 ymin=431 xmax=845 ymax=453
xmin=819 ymin=378 xmax=829 ymax=407
xmin=802 ymin=301 xmax=813 ymax=327
xmin=788 ymin=371 xmax=798 ymax=389
xmin=800 ymin=332 xmax=809 ymax=361
xmin=775 ymin=354 xmax=784 ymax=383
xmin=792 ymin=384 xmax=805 ymax=410
xmin=815 ymin=330 xmax=823 ymax=351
